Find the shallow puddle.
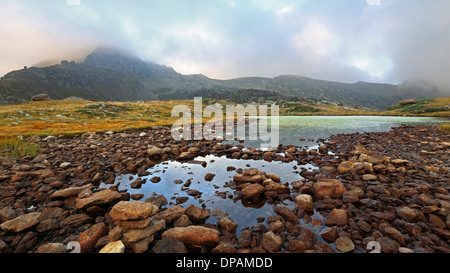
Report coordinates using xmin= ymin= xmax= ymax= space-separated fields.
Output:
xmin=102 ymin=155 xmax=319 ymax=234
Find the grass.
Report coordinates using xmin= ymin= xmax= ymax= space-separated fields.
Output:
xmin=384 ymin=97 xmax=450 ymax=117
xmin=0 ymin=98 xmax=448 ymax=137
xmin=438 ymin=124 xmax=450 ymax=133
xmin=0 ymin=136 xmax=40 ymax=158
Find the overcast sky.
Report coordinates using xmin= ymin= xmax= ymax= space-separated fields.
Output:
xmin=1 ymin=0 xmax=449 ymax=91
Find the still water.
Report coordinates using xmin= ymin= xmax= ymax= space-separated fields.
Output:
xmin=226 ymin=115 xmax=449 ymax=148
xmin=103 ymin=116 xmax=448 ymax=250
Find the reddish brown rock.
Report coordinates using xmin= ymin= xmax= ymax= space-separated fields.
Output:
xmin=109 ymin=201 xmax=158 ymax=221
xmin=75 ymin=189 xmax=122 ymax=210
xmin=162 ymin=226 xmax=220 ymax=248
xmin=0 ymin=212 xmax=42 ymax=233
xmin=76 ymin=223 xmax=108 ymax=253
xmin=313 ymin=179 xmax=347 ymax=200
xmin=324 ymin=208 xmax=348 ymax=227
xmin=396 ymin=207 xmax=419 ymax=223
xmin=241 ymin=184 xmax=265 ymax=199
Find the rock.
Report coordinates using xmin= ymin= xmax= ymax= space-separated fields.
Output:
xmin=147 ymin=147 xmax=163 ymax=157
xmin=428 ymin=214 xmax=446 ymax=229
xmin=266 ymin=173 xmax=281 ymax=182
xmin=399 ymin=99 xmax=417 ymax=105
xmin=237 ymin=229 xmax=252 ymax=248
xmin=273 ymin=206 xmax=299 ymax=224
xmin=155 ymin=206 xmax=186 ymax=224
xmin=320 ymin=226 xmax=338 ymax=243
xmin=295 ymin=194 xmax=314 ymax=212
xmin=233 ymin=174 xmax=264 ymax=183
xmin=261 ymin=231 xmax=282 ymax=253
xmin=382 ymin=227 xmax=405 ymax=246
xmin=362 ymin=174 xmax=378 ymax=181
xmin=9 ymin=172 xmax=28 ymax=182
xmin=162 ymin=226 xmax=220 ymax=248
xmin=324 ymin=208 xmax=348 ymax=227
xmin=417 ymin=194 xmax=438 ymax=206
xmin=335 ymin=236 xmax=355 ymax=253
xmin=177 ymin=152 xmax=193 ymax=161
xmin=0 ymin=212 xmax=42 ymax=233
xmin=357 ymin=220 xmax=372 ymax=233
xmin=313 ymin=179 xmax=347 ymax=200
xmin=392 ymin=159 xmax=409 ymax=165
xmin=338 ymin=161 xmax=354 ymax=174
xmin=75 ymin=189 xmax=122 ymax=210
xmin=76 ymin=223 xmax=108 ymax=253
xmin=398 ymin=247 xmax=414 ymax=253
xmin=219 ymin=217 xmax=238 ymax=232
xmin=60 ymin=214 xmax=92 ymax=227
xmin=99 ymin=241 xmax=125 ymax=253
xmin=0 ymin=206 xmax=23 ymax=223
xmin=152 ymin=238 xmax=188 ymax=253
xmin=298 ymin=228 xmax=317 ymax=249
xmin=35 ymin=219 xmax=59 ymax=233
xmin=204 ymin=173 xmax=215 ymax=181
xmin=31 ymin=93 xmax=51 ymax=101
xmin=241 ymin=184 xmax=265 ymax=199
xmin=50 ymin=184 xmax=94 ymax=199
xmin=131 ymin=193 xmax=144 ymax=200
xmin=396 ymin=207 xmax=419 ymax=223
xmin=121 ymin=220 xmax=165 ymax=244
xmin=342 ymin=188 xmax=363 ymax=203
xmin=36 ymin=243 xmax=67 ymax=253
xmin=288 ymin=240 xmax=308 ymax=253
xmin=116 ymin=217 xmax=153 ymax=230
xmin=212 ymin=243 xmax=237 ymax=253
xmin=109 ymin=201 xmax=159 ymax=221
xmin=376 ymin=237 xmax=400 ymax=253
xmin=186 ymin=204 xmax=210 ymax=223
xmin=59 ymin=162 xmax=71 ymax=169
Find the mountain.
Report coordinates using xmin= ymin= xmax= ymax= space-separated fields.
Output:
xmin=0 ymin=47 xmax=448 ymax=109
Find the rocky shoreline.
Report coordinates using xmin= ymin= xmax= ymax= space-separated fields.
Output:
xmin=0 ymin=125 xmax=449 ymax=253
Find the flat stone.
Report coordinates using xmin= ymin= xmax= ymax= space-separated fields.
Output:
xmin=99 ymin=241 xmax=125 ymax=253
xmin=162 ymin=226 xmax=220 ymax=248
xmin=75 ymin=189 xmax=122 ymax=210
xmin=0 ymin=212 xmax=42 ymax=233
xmin=109 ymin=201 xmax=158 ymax=221
xmin=51 ymin=184 xmax=94 ymax=199
xmin=152 ymin=238 xmax=188 ymax=253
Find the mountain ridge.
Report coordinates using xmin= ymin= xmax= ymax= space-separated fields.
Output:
xmin=0 ymin=47 xmax=447 ymax=109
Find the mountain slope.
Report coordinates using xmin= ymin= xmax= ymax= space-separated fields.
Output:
xmin=0 ymin=47 xmax=448 ymax=109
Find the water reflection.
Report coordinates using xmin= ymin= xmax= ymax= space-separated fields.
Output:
xmin=102 ymin=154 xmax=318 ymax=235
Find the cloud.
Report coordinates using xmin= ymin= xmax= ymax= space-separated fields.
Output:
xmin=0 ymin=0 xmax=449 ymax=93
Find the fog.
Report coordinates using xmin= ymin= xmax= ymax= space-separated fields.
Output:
xmin=1 ymin=0 xmax=449 ymax=93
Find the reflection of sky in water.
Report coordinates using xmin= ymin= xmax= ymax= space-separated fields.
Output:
xmin=224 ymin=116 xmax=449 ymax=148
xmin=103 ymin=155 xmax=317 ymax=236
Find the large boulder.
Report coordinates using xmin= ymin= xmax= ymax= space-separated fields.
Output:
xmin=109 ymin=201 xmax=159 ymax=221
xmin=161 ymin=226 xmax=220 ymax=248
xmin=31 ymin=93 xmax=51 ymax=101
xmin=313 ymin=179 xmax=347 ymax=200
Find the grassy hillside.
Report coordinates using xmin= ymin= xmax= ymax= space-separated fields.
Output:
xmin=0 ymin=98 xmax=448 ymax=137
xmin=383 ymin=97 xmax=450 ymax=117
